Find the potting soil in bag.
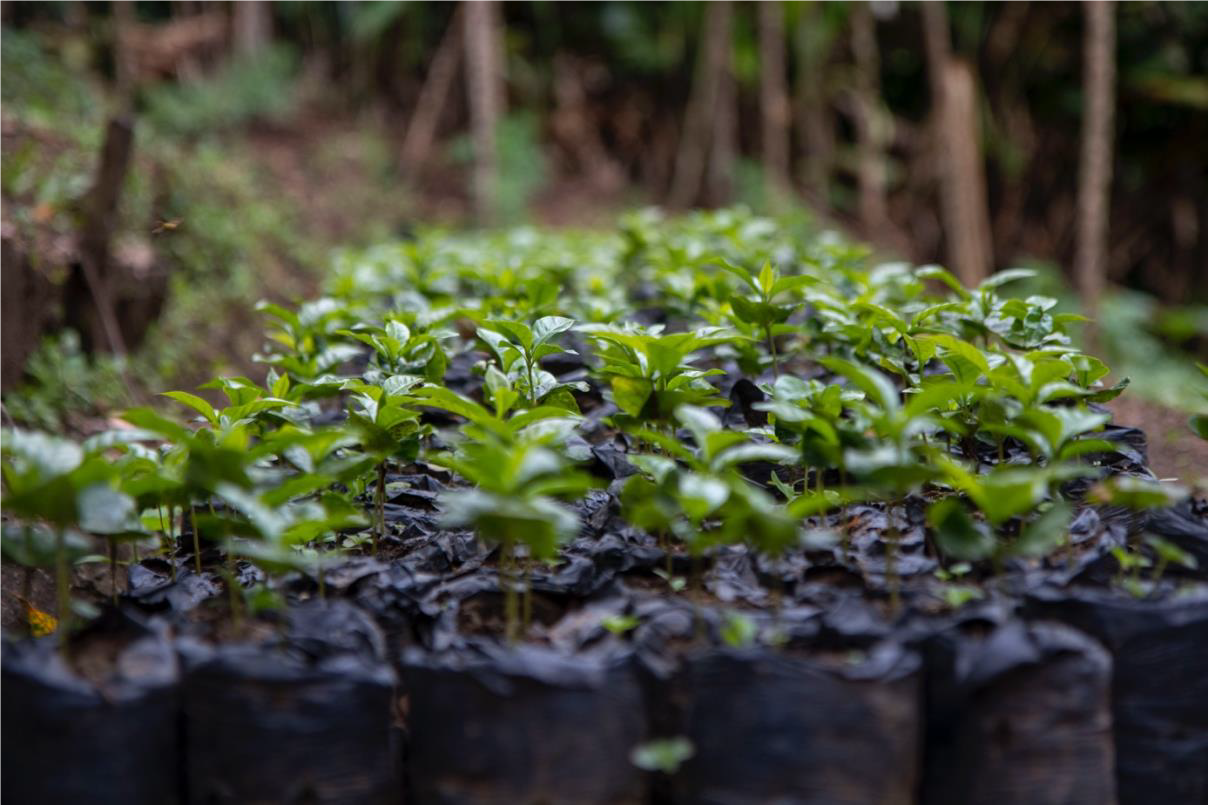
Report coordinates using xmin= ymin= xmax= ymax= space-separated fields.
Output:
xmin=1 ymin=609 xmax=181 ymax=805
xmin=401 ymin=640 xmax=647 ymax=805
xmin=919 ymin=614 xmax=1116 ymax=805
xmin=667 ymin=641 xmax=921 ymax=805
xmin=1024 ymin=585 xmax=1208 ymax=805
xmin=632 ymin=599 xmax=920 ymax=805
xmin=179 ymin=599 xmax=400 ymax=805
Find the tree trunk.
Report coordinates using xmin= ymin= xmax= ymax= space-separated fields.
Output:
xmin=71 ymin=116 xmax=135 ymax=356
xmin=670 ymin=0 xmax=732 ymax=209
xmin=850 ymin=2 xmax=888 ymax=235
xmin=707 ymin=1 xmax=736 ymax=206
xmin=463 ymin=0 xmax=505 ymax=225
xmin=922 ymin=2 xmax=992 ymax=286
xmin=233 ymin=0 xmax=271 ymax=57
xmin=1075 ymin=0 xmax=1116 ymax=325
xmin=943 ymin=60 xmax=993 ymax=285
xmin=795 ymin=2 xmax=834 ymax=206
xmin=1 ymin=235 xmax=56 ymax=390
xmin=401 ymin=6 xmax=463 ymax=178
xmin=759 ymin=1 xmax=791 ymax=206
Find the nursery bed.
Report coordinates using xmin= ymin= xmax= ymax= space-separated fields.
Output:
xmin=4 ymin=210 xmax=1207 ymax=804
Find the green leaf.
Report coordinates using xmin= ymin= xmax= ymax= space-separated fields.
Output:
xmin=717 ymin=260 xmax=759 ymax=293
xmin=916 ymin=265 xmax=971 ymax=299
xmin=928 ymin=497 xmax=995 ymax=561
xmin=2 ymin=428 xmax=84 ymax=477
xmin=978 ymin=469 xmax=1049 ymax=525
xmin=162 ymin=391 xmax=219 ymax=426
xmin=978 ymin=268 xmax=1037 ymax=291
xmin=1191 ymin=413 xmax=1208 ymax=441
xmin=532 ymin=315 xmax=576 ymax=345
xmin=770 ymin=273 xmax=818 ymax=296
xmin=676 ymin=473 xmax=730 ymax=520
xmin=916 ymin=334 xmax=991 ymax=382
xmin=1146 ymin=535 xmax=1198 ymax=571
xmin=710 ymin=443 xmax=797 ymax=472
xmin=1089 ymin=477 xmax=1188 ymax=510
xmin=675 ymin=404 xmax=722 ymax=445
xmin=601 ymin=614 xmax=640 ymax=635
xmin=630 ymin=737 xmax=695 ymax=774
xmin=611 ymin=375 xmax=654 ymax=417
xmin=489 ymin=319 xmax=535 ymax=351
xmin=729 ymin=294 xmax=766 ymax=325
xmin=77 ymin=484 xmax=142 ymax=536
xmin=757 ymin=262 xmax=777 ymax=296
xmin=720 ymin=611 xmax=758 ymax=648
xmin=1009 ymin=501 xmax=1072 ymax=558
xmin=819 ymin=357 xmax=899 ymax=413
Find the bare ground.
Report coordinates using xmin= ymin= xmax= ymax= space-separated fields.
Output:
xmin=1108 ymin=395 xmax=1208 ymax=484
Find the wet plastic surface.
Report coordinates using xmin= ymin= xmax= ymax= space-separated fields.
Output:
xmin=919 ymin=611 xmax=1115 ymax=805
xmin=179 ymin=600 xmax=400 ymax=805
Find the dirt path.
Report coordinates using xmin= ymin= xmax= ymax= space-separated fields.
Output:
xmin=1108 ymin=395 xmax=1208 ymax=483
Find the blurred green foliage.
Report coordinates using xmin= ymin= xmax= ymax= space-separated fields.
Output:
xmin=143 ymin=45 xmax=299 ymax=136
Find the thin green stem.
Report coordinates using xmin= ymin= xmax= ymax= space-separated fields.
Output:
xmin=527 ymin=357 xmax=538 ymax=407
xmin=766 ymin=324 xmax=780 ymax=377
xmin=374 ymin=461 xmax=386 ymax=557
xmin=226 ymin=567 xmax=244 ymax=629
xmin=167 ymin=505 xmax=177 ymax=582
xmin=191 ymin=506 xmax=202 ymax=575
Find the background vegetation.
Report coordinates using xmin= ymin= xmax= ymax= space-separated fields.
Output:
xmin=1 ymin=1 xmax=1205 ymax=450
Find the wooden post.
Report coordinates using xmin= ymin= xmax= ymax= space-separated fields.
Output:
xmin=707 ymin=1 xmax=736 ymax=205
xmin=850 ymin=2 xmax=888 ymax=234
xmin=401 ymin=6 xmax=463 ymax=177
xmin=795 ymin=2 xmax=834 ymax=206
xmin=76 ymin=116 xmax=135 ymax=356
xmin=759 ymin=1 xmax=791 ymax=206
xmin=922 ymin=1 xmax=992 ymax=286
xmin=233 ymin=0 xmax=272 ymax=57
xmin=464 ymin=0 xmax=505 ymax=226
xmin=1075 ymin=0 xmax=1116 ymax=327
xmin=670 ymin=0 xmax=732 ymax=208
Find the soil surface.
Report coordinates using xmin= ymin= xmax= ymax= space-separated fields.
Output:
xmin=1108 ymin=396 xmax=1208 ymax=484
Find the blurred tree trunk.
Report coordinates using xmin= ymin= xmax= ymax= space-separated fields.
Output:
xmin=70 ymin=117 xmax=135 ymax=357
xmin=670 ymin=0 xmax=732 ymax=208
xmin=1 ymin=235 xmax=55 ymax=390
xmin=233 ymin=0 xmax=271 ymax=57
xmin=401 ymin=6 xmax=463 ymax=178
xmin=464 ymin=0 xmax=505 ymax=225
xmin=1075 ymin=0 xmax=1116 ymax=325
xmin=759 ymin=1 xmax=791 ymax=206
xmin=707 ymin=2 xmax=736 ymax=206
xmin=922 ymin=2 xmax=992 ymax=285
xmin=795 ymin=2 xmax=833 ymax=207
xmin=111 ymin=0 xmax=135 ymax=95
xmin=850 ymin=2 xmax=888 ymax=235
